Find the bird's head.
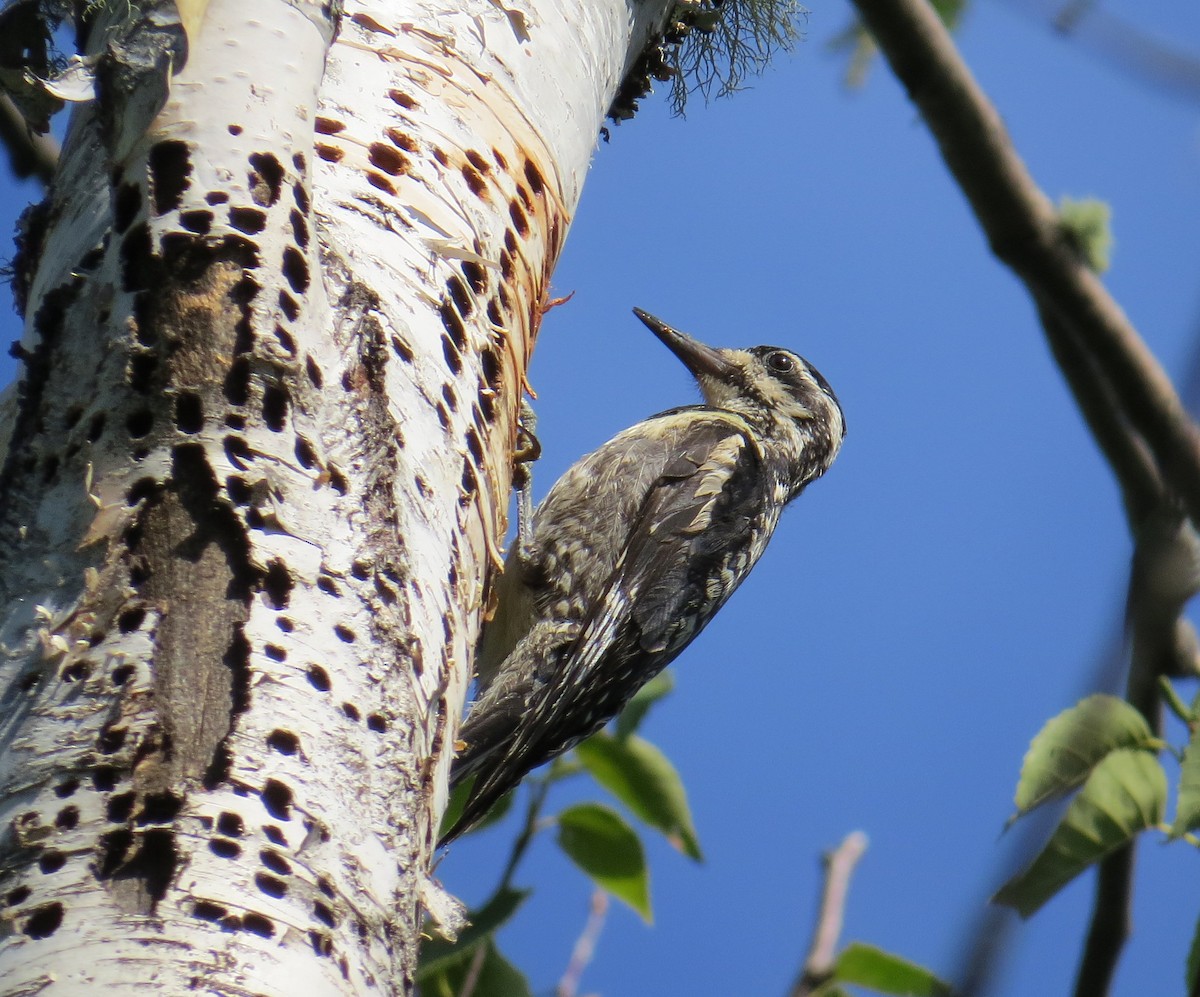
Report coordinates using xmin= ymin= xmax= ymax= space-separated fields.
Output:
xmin=633 ymin=308 xmax=846 ymax=496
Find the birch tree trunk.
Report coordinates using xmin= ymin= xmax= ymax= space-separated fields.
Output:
xmin=0 ymin=0 xmax=673 ymax=990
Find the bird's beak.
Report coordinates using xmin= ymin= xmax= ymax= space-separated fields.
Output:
xmin=632 ymin=308 xmax=738 ymax=379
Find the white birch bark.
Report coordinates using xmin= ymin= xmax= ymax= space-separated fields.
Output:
xmin=0 ymin=0 xmax=673 ymax=992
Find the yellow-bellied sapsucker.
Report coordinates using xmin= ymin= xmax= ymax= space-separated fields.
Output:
xmin=440 ymin=308 xmax=846 ymax=844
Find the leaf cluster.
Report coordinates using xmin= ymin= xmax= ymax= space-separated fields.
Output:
xmin=418 ymin=673 xmax=690 ymax=996
xmin=994 ymin=690 xmax=1200 ymax=991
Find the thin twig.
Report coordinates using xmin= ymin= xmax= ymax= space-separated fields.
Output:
xmin=850 ymin=0 xmax=1200 ymax=530
xmin=556 ymin=889 xmax=609 ymax=997
xmin=458 ymin=941 xmax=489 ymax=997
xmin=790 ymin=831 xmax=869 ymax=997
xmin=498 ymin=776 xmax=553 ymax=892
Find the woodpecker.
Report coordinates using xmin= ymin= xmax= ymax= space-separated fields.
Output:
xmin=440 ymin=308 xmax=845 ymax=844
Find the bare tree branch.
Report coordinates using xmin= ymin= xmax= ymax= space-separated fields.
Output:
xmin=1036 ymin=301 xmax=1164 ymax=523
xmin=850 ymin=0 xmax=1200 ymax=530
xmin=790 ymin=830 xmax=869 ymax=997
xmin=845 ymin=2 xmax=1200 ymax=994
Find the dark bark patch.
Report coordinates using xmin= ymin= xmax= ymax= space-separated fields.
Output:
xmin=255 ymin=873 xmax=287 ymax=898
xmin=261 ymin=779 xmax=293 ymax=820
xmin=209 ymin=838 xmax=240 ymax=858
xmin=106 ymin=793 xmax=136 ymax=823
xmin=114 ymin=183 xmax=142 ymax=233
xmin=368 ymin=142 xmax=408 ymax=176
xmin=38 ymin=850 xmax=65 ymax=874
xmin=461 ymin=260 xmax=487 ymax=294
xmin=446 ymin=274 xmax=471 ymax=318
xmin=123 ymin=828 xmax=177 ymax=902
xmin=260 ymin=849 xmax=290 ymax=874
xmin=148 ymin=140 xmax=192 ymax=215
xmin=92 ymin=767 xmax=118 ymax=792
xmin=228 ymin=206 xmax=267 ymax=235
xmin=274 ymin=325 xmax=296 ymax=356
xmin=366 ymin=172 xmax=396 ymax=195
xmin=305 ymin=356 xmax=323 ymax=388
xmin=266 ymin=730 xmax=298 ymax=755
xmin=480 ymin=346 xmax=500 ymax=391
xmin=460 ymin=164 xmax=485 ymax=197
xmin=128 ymin=352 xmax=157 ymax=394
xmin=120 ymin=222 xmax=154 ymax=292
xmin=137 ymin=791 xmax=182 ymax=824
xmin=508 ymin=198 xmax=529 ymax=237
xmin=390 ymin=336 xmax=413 ymax=363
xmin=174 ymin=393 xmax=203 ymax=434
xmin=54 ymin=779 xmax=79 ymax=799
xmin=289 ymin=209 xmax=309 ymax=249
xmin=248 ymin=152 xmax=285 ymax=207
xmin=281 ymin=247 xmax=309 ymax=294
xmin=263 ymin=559 xmax=293 ymax=609
xmin=523 ymin=157 xmax=545 ymax=196
xmin=262 ymin=384 xmax=288 ymax=431
xmin=216 ymin=812 xmax=243 ymax=836
xmin=192 ymin=900 xmax=229 ymax=922
xmin=294 ymin=436 xmax=317 ymax=469
xmin=23 ymin=902 xmax=63 ymax=938
xmin=223 ymin=356 xmax=251 ymax=405
xmin=179 ymin=210 xmax=213 ymax=234
xmin=126 ymin=409 xmax=153 ymax=439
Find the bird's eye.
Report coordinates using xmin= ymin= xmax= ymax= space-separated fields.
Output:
xmin=767 ymin=351 xmax=795 ymax=374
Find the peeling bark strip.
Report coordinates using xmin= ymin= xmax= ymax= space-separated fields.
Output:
xmin=0 ymin=0 xmax=674 ymax=992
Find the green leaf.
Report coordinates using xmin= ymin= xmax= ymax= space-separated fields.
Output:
xmin=1172 ymin=725 xmax=1200 ymax=837
xmin=556 ymin=803 xmax=652 ymax=922
xmin=417 ymin=887 xmax=530 ymax=981
xmin=417 ymin=940 xmax=532 ymax=997
xmin=576 ymin=732 xmax=702 ymax=860
xmin=1058 ymin=196 xmax=1114 ymax=273
xmin=832 ymin=942 xmax=953 ymax=996
xmin=1012 ymin=694 xmax=1157 ymax=818
xmin=615 ymin=671 xmax=674 ymax=739
xmin=994 ymin=748 xmax=1166 ymax=918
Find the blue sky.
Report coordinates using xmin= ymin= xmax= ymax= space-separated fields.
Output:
xmin=3 ymin=0 xmax=1199 ymax=993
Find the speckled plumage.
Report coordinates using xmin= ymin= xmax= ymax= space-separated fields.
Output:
xmin=440 ymin=310 xmax=845 ymax=844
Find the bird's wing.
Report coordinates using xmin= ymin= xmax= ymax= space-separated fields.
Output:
xmin=442 ymin=415 xmax=766 ymax=843
xmin=568 ymin=415 xmax=765 ymax=675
